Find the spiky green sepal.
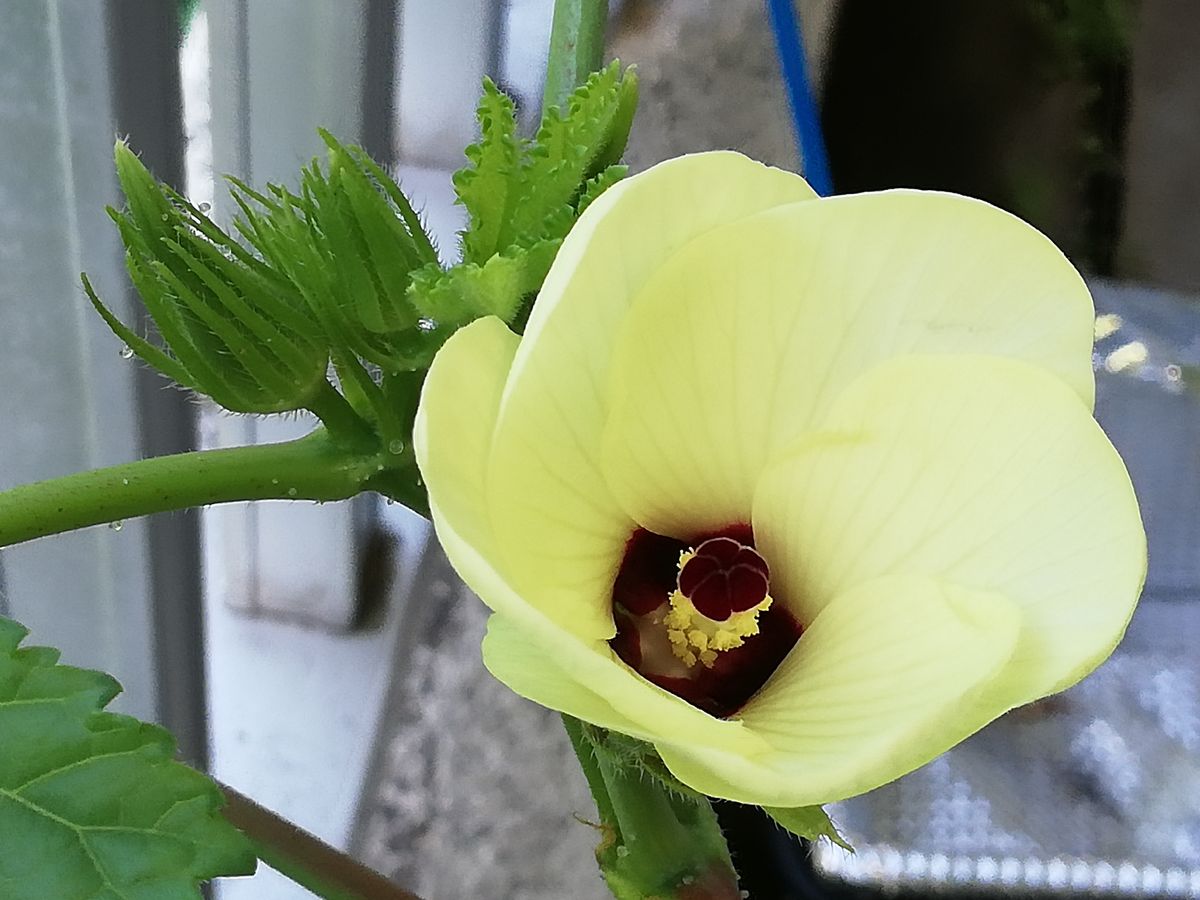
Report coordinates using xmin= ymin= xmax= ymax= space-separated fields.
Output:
xmin=765 ymin=805 xmax=852 ymax=851
xmin=97 ymin=142 xmax=331 ymax=416
xmin=230 ymin=131 xmax=443 ymax=375
xmin=411 ymin=63 xmax=638 ymax=335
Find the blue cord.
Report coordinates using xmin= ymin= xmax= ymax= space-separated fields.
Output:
xmin=764 ymin=0 xmax=833 ymax=196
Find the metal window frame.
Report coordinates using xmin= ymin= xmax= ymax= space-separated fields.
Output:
xmin=0 ymin=0 xmax=206 ymax=764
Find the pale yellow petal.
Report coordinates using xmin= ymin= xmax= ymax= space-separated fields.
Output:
xmin=753 ymin=354 xmax=1145 ymax=701
xmin=482 ymin=615 xmax=649 ymax=737
xmin=415 ymin=317 xmax=515 ymax=558
xmin=481 ymin=613 xmax=769 ymax=757
xmin=657 ymin=576 xmax=1021 ymax=806
xmin=413 ymin=316 xmax=534 ymax=622
xmin=416 ymin=321 xmax=767 ymax=755
xmin=485 ymin=153 xmax=819 ymax=635
xmin=600 ymin=191 xmax=1097 ymax=535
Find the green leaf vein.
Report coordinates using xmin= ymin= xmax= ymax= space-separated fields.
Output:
xmin=0 ymin=619 xmax=256 ymax=899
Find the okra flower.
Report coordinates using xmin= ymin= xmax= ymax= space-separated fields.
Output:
xmin=414 ymin=152 xmax=1145 ymax=807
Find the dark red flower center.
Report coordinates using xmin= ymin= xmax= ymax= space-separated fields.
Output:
xmin=609 ymin=525 xmax=803 ymax=719
xmin=678 ymin=536 xmax=771 ymax=619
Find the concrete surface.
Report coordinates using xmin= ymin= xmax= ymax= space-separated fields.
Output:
xmin=352 ymin=546 xmax=608 ymax=900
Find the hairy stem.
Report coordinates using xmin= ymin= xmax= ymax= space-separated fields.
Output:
xmin=563 ymin=717 xmax=740 ymax=900
xmin=542 ymin=0 xmax=611 ymax=114
xmin=0 ymin=430 xmax=380 ymax=548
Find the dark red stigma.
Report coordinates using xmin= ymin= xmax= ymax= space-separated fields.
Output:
xmin=678 ymin=537 xmax=770 ymax=620
xmin=609 ymin=525 xmax=803 ymax=718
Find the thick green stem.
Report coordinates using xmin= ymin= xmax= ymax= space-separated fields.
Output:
xmin=542 ymin=0 xmax=610 ymax=114
xmin=304 ymin=378 xmax=379 ymax=451
xmin=0 ymin=430 xmax=380 ymax=548
xmin=563 ymin=717 xmax=740 ymax=900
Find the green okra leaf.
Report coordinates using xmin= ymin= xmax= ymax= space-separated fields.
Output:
xmin=587 ymin=67 xmax=638 ymax=176
xmin=454 ymin=79 xmax=522 ymax=265
xmin=577 ymin=163 xmax=629 ymax=217
xmin=426 ymin=64 xmax=636 ymax=335
xmin=407 ymin=238 xmax=561 ymax=328
xmin=0 ymin=618 xmax=256 ymax=899
xmin=505 ymin=62 xmax=636 ymax=246
xmin=453 ymin=63 xmax=637 ymax=266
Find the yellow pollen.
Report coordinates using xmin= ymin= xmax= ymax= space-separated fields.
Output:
xmin=663 ymin=551 xmax=773 ymax=669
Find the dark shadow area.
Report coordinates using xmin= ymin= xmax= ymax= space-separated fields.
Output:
xmin=822 ymin=0 xmax=1133 ymax=274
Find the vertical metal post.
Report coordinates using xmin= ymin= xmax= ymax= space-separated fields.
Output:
xmin=396 ymin=0 xmax=502 ymax=168
xmin=103 ymin=0 xmax=209 ymax=766
xmin=363 ymin=0 xmax=400 ymax=165
xmin=0 ymin=0 xmax=205 ymax=762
